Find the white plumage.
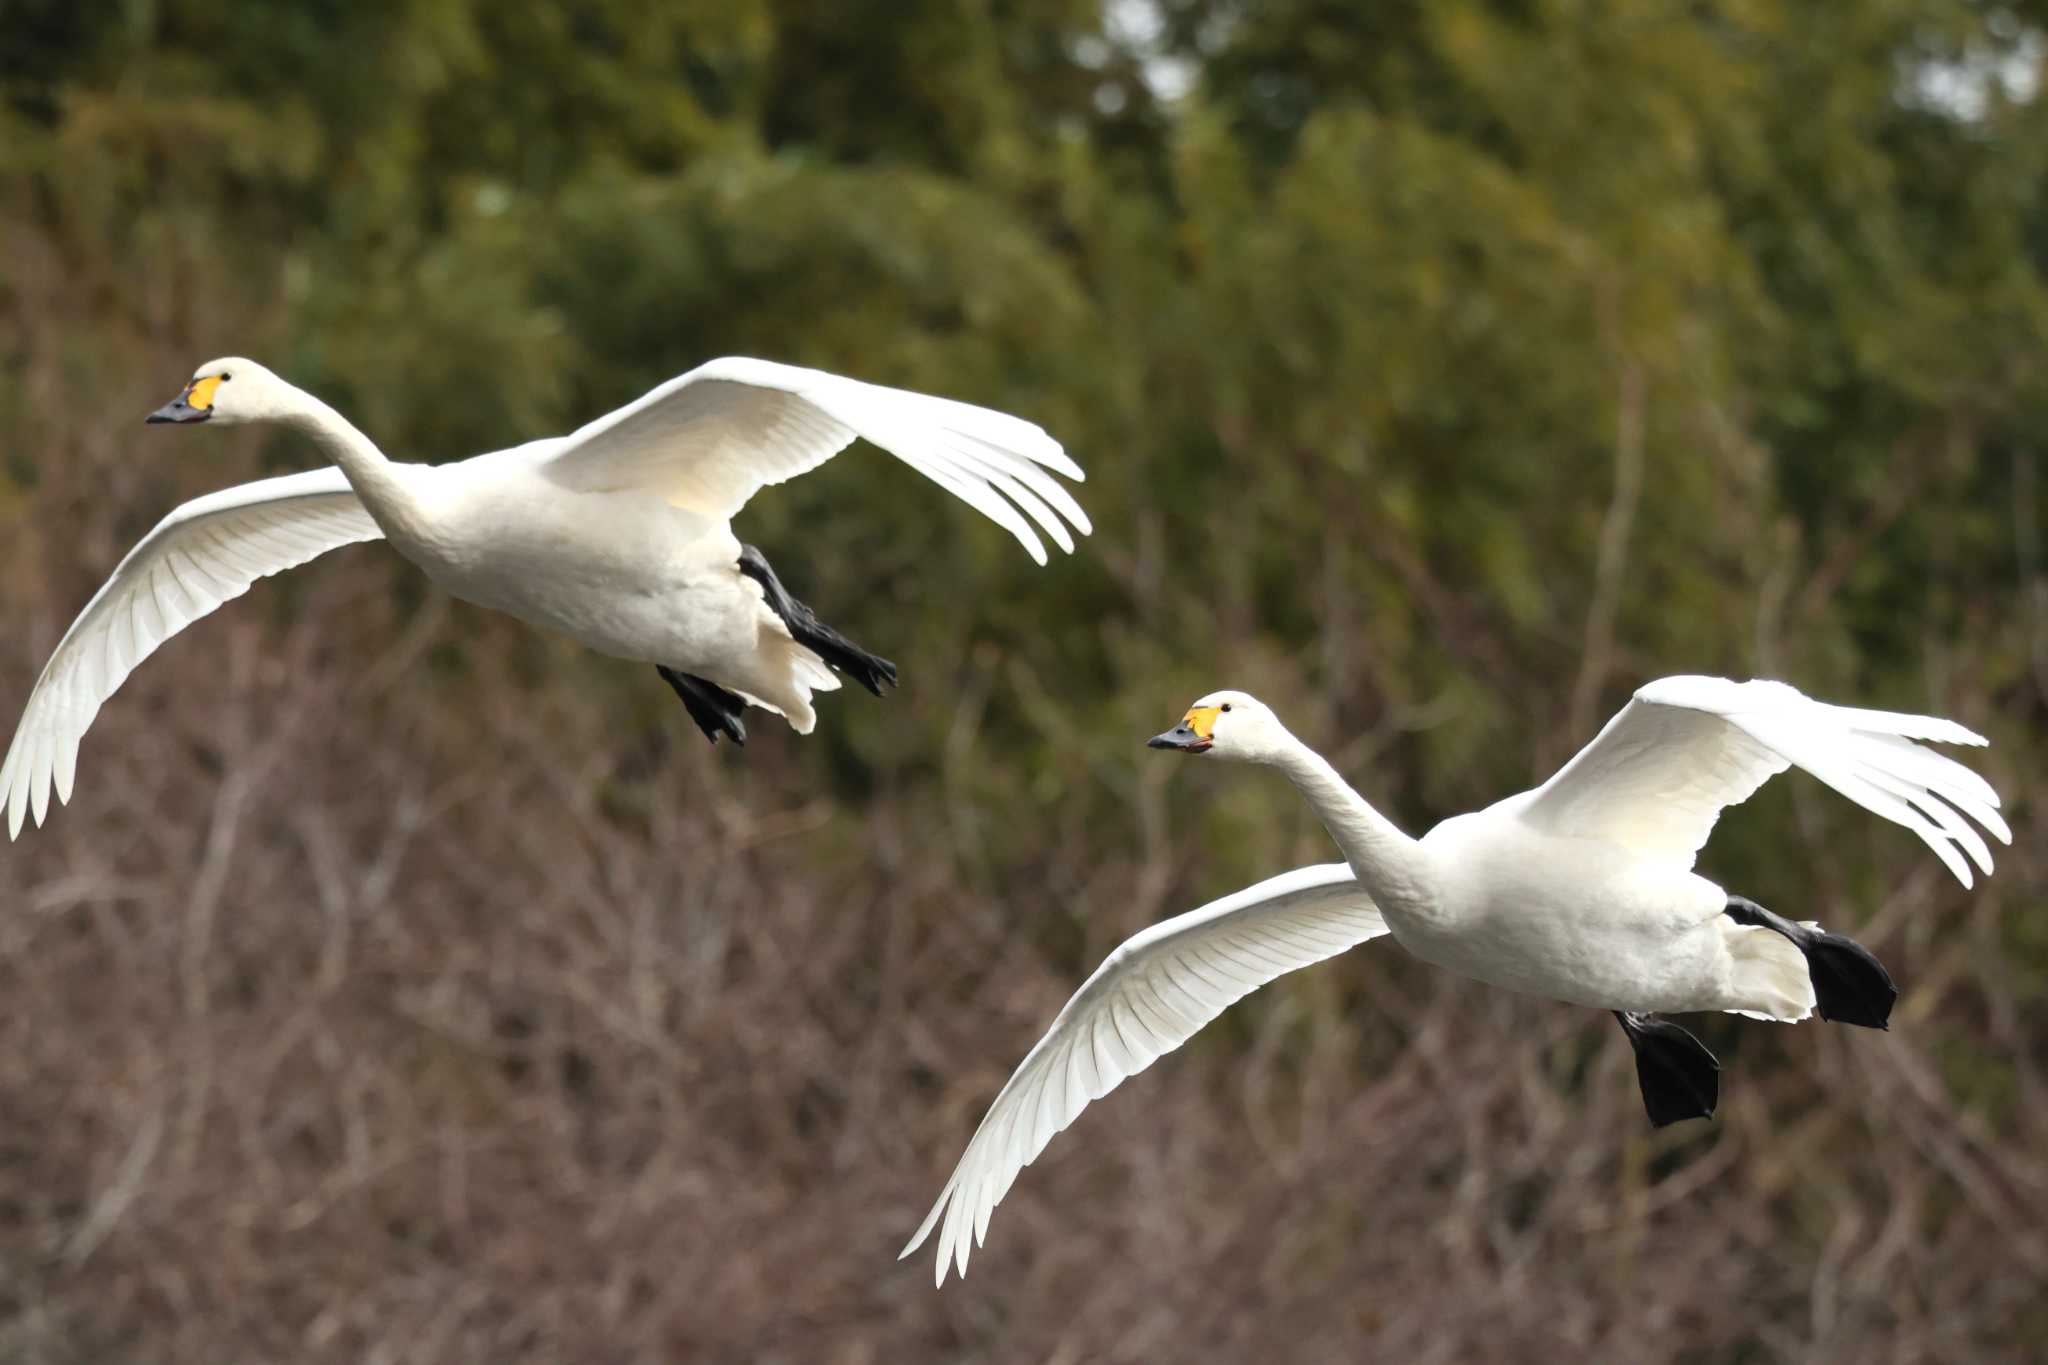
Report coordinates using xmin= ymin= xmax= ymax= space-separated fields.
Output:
xmin=904 ymin=676 xmax=2006 ymax=1284
xmin=4 ymin=356 xmax=1087 ymax=836
xmin=2 ymin=468 xmax=379 ymax=836
xmin=1520 ymin=676 xmax=2007 ymax=884
xmin=903 ymin=863 xmax=1387 ymax=1284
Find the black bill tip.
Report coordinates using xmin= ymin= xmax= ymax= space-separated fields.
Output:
xmin=1147 ymin=725 xmax=1211 ymax=752
xmin=145 ymin=398 xmax=210 ymax=425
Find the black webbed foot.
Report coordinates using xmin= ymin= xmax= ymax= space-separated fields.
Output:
xmin=737 ymin=544 xmax=899 ymax=697
xmin=1801 ymin=934 xmax=1897 ymax=1029
xmin=1725 ymin=894 xmax=1897 ymax=1029
xmin=658 ymin=666 xmax=747 ymax=746
xmin=1614 ymin=1011 xmax=1720 ymax=1127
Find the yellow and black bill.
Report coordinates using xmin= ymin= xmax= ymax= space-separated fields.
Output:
xmin=146 ymin=373 xmax=223 ymax=424
xmin=1147 ymin=705 xmax=1219 ymax=752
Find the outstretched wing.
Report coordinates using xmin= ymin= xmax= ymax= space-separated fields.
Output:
xmin=3 ymin=466 xmax=382 ymax=837
xmin=1519 ymin=675 xmax=2009 ymax=885
xmin=901 ymin=864 xmax=1387 ymax=1286
xmin=539 ymin=357 xmax=1088 ymax=564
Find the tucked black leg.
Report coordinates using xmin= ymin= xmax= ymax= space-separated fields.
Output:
xmin=736 ymin=544 xmax=899 ymax=697
xmin=657 ymin=666 xmax=747 ymax=746
xmin=1614 ymin=1011 xmax=1720 ymax=1128
xmin=1724 ymin=894 xmax=1896 ymax=1029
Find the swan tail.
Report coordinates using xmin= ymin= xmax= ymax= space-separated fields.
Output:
xmin=724 ymin=641 xmax=828 ymax=736
xmin=1720 ymin=922 xmax=1817 ymax=1022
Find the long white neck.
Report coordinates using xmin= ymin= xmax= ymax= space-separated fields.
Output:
xmin=280 ymin=392 xmax=429 ymax=538
xmin=1269 ymin=732 xmax=1435 ymax=913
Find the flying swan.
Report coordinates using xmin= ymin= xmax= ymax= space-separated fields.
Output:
xmin=2 ymin=357 xmax=1087 ymax=836
xmin=903 ymin=677 xmax=2007 ymax=1284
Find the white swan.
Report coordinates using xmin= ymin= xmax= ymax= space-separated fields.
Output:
xmin=2 ymin=356 xmax=1088 ymax=836
xmin=903 ymin=676 xmax=2007 ymax=1284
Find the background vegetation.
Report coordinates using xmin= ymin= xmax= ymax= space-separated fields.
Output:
xmin=3 ymin=0 xmax=2045 ymax=1358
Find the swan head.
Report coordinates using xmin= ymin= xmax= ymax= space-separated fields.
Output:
xmin=1147 ymin=690 xmax=1289 ymax=763
xmin=146 ymin=357 xmax=291 ymax=427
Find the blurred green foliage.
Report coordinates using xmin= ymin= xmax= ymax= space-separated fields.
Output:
xmin=6 ymin=0 xmax=2045 ymax=954
xmin=7 ymin=0 xmax=2046 ymax=977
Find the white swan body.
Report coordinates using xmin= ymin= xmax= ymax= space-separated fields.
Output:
xmin=1405 ymin=817 xmax=1758 ymax=1012
xmin=3 ymin=356 xmax=1087 ymax=836
xmin=905 ymin=677 xmax=2007 ymax=1283
xmin=378 ymin=459 xmax=752 ymax=667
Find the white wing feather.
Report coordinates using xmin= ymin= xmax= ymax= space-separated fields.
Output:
xmin=1520 ymin=675 xmax=2008 ymax=884
xmin=540 ymin=357 xmax=1088 ymax=564
xmin=901 ymin=864 xmax=1387 ymax=1285
xmin=2 ymin=466 xmax=381 ymax=837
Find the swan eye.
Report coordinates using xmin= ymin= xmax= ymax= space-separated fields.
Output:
xmin=222 ymin=373 xmax=233 ymax=381
xmin=1221 ymin=704 xmax=1232 ymax=713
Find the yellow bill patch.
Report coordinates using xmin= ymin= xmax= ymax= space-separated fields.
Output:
xmin=184 ymin=373 xmax=224 ymax=410
xmin=1182 ymin=705 xmax=1221 ymax=740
